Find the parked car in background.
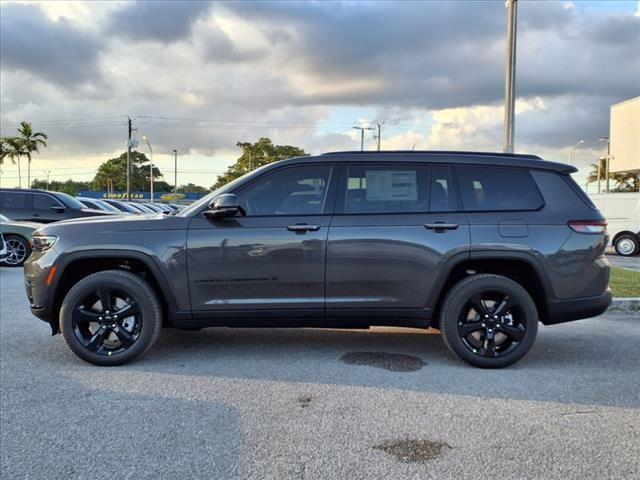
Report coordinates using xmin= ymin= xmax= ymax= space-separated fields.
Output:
xmin=101 ymin=199 xmax=143 ymax=214
xmin=0 ymin=213 xmax=40 ymax=267
xmin=0 ymin=189 xmax=114 ymax=223
xmin=0 ymin=233 xmax=7 ymax=262
xmin=24 ymin=151 xmax=611 ymax=368
xmin=588 ymin=192 xmax=640 ymax=256
xmin=77 ymin=197 xmax=126 ymax=214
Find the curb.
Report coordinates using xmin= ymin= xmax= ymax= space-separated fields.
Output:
xmin=609 ymin=297 xmax=640 ymax=313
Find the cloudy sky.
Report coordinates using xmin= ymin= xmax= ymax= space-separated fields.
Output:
xmin=1 ymin=0 xmax=638 ymax=190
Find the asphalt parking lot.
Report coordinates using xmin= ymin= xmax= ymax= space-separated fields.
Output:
xmin=1 ymin=266 xmax=639 ymax=480
xmin=607 ymin=251 xmax=640 ymax=272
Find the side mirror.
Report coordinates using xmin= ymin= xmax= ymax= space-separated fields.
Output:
xmin=51 ymin=205 xmax=66 ymax=213
xmin=203 ymin=194 xmax=240 ymax=219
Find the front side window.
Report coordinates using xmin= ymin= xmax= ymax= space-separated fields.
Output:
xmin=456 ymin=165 xmax=544 ymax=211
xmin=236 ymin=165 xmax=332 ymax=216
xmin=33 ymin=194 xmax=64 ymax=210
xmin=345 ymin=164 xmax=429 ymax=214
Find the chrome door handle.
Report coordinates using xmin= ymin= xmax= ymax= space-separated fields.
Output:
xmin=287 ymin=224 xmax=321 ymax=233
xmin=424 ymin=222 xmax=459 ymax=232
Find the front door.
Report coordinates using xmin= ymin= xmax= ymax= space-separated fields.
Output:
xmin=187 ymin=164 xmax=336 ymax=316
xmin=326 ymin=163 xmax=470 ymax=319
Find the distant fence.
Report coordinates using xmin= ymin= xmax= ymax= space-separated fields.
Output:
xmin=78 ymin=191 xmax=207 ymax=203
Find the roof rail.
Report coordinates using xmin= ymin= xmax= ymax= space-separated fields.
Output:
xmin=321 ymin=150 xmax=542 ymax=160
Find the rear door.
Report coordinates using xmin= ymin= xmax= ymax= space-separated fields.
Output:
xmin=0 ymin=191 xmax=30 ymax=221
xmin=326 ymin=163 xmax=470 ymax=320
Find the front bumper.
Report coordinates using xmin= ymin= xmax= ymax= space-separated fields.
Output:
xmin=544 ymin=288 xmax=613 ymax=325
xmin=24 ymin=248 xmax=59 ymax=329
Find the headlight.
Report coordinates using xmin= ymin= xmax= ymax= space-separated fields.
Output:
xmin=32 ymin=234 xmax=57 ymax=251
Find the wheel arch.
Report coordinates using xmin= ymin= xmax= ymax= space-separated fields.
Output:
xmin=429 ymin=251 xmax=552 ymax=326
xmin=48 ymin=250 xmax=181 ymax=334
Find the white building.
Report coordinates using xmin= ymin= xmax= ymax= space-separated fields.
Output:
xmin=610 ymin=97 xmax=640 ymax=174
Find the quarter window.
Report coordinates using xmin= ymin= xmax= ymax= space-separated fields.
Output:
xmin=236 ymin=165 xmax=332 ymax=216
xmin=456 ymin=166 xmax=544 ymax=211
xmin=1 ymin=192 xmax=27 ymax=209
xmin=345 ymin=164 xmax=429 ymax=214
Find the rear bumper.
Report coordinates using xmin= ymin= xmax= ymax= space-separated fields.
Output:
xmin=544 ymin=288 xmax=612 ymax=325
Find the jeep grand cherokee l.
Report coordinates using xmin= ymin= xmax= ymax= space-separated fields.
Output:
xmin=24 ymin=151 xmax=611 ymax=368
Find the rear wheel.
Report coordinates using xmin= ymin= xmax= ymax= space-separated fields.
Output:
xmin=59 ymin=270 xmax=162 ymax=366
xmin=1 ymin=235 xmax=31 ymax=267
xmin=614 ymin=234 xmax=639 ymax=257
xmin=439 ymin=274 xmax=538 ymax=368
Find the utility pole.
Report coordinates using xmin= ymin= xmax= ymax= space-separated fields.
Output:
xmin=375 ymin=122 xmax=384 ymax=151
xmin=173 ymin=149 xmax=178 ymax=200
xmin=143 ymin=136 xmax=154 ymax=203
xmin=126 ymin=117 xmax=132 ymax=201
xmin=353 ymin=126 xmax=375 ymax=152
xmin=503 ymin=0 xmax=518 ymax=153
xmin=600 ymin=137 xmax=611 ymax=193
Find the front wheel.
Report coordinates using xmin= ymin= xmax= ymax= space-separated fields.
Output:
xmin=614 ymin=234 xmax=639 ymax=257
xmin=59 ymin=270 xmax=162 ymax=366
xmin=439 ymin=274 xmax=538 ymax=368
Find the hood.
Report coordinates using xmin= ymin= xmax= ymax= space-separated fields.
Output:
xmin=37 ymin=212 xmax=191 ymax=235
xmin=2 ymin=220 xmax=43 ymax=229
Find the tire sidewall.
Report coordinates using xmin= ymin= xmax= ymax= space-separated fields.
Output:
xmin=614 ymin=234 xmax=639 ymax=257
xmin=60 ymin=271 xmax=161 ymax=366
xmin=440 ymin=275 xmax=539 ymax=368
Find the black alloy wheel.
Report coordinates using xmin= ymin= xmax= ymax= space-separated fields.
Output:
xmin=60 ymin=270 xmax=162 ymax=366
xmin=440 ymin=274 xmax=538 ymax=368
xmin=71 ymin=288 xmax=142 ymax=356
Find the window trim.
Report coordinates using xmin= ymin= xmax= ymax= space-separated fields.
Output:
xmin=453 ymin=164 xmax=546 ymax=213
xmin=208 ymin=163 xmax=337 ymax=218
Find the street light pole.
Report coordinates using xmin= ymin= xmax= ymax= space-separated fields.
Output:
xmin=143 ymin=136 xmax=154 ymax=203
xmin=353 ymin=126 xmax=375 ymax=152
xmin=173 ymin=149 xmax=178 ymax=200
xmin=503 ymin=0 xmax=518 ymax=153
xmin=568 ymin=140 xmax=584 ymax=165
xmin=43 ymin=170 xmax=51 ymax=190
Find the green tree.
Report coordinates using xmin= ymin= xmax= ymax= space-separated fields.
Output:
xmin=211 ymin=137 xmax=308 ymax=190
xmin=587 ymin=157 xmax=607 ymax=184
xmin=16 ymin=122 xmax=48 ymax=188
xmin=30 ymin=179 xmax=92 ymax=196
xmin=177 ymin=183 xmax=210 ymax=194
xmin=587 ymin=157 xmax=640 ymax=192
xmin=92 ymin=151 xmax=165 ymax=192
xmin=0 ymin=136 xmax=24 ymax=187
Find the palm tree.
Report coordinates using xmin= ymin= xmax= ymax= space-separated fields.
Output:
xmin=1 ymin=137 xmax=24 ymax=188
xmin=587 ymin=157 xmax=607 ymax=185
xmin=17 ymin=122 xmax=47 ymax=188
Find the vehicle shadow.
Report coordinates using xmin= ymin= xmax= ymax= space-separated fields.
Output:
xmin=127 ymin=316 xmax=640 ymax=409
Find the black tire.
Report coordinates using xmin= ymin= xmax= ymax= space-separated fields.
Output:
xmin=613 ymin=234 xmax=639 ymax=257
xmin=59 ymin=270 xmax=162 ymax=366
xmin=439 ymin=274 xmax=538 ymax=368
xmin=1 ymin=234 xmax=31 ymax=267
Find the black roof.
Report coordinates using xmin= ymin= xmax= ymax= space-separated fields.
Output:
xmin=285 ymin=150 xmax=576 ymax=173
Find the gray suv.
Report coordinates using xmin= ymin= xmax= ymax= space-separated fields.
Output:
xmin=24 ymin=151 xmax=611 ymax=368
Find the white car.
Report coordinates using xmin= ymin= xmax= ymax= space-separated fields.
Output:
xmin=589 ymin=192 xmax=640 ymax=256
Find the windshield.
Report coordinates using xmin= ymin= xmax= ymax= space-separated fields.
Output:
xmin=56 ymin=192 xmax=88 ymax=209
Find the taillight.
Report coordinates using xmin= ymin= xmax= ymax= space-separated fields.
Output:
xmin=568 ymin=220 xmax=607 ymax=234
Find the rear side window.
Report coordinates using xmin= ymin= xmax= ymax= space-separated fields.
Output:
xmin=345 ymin=164 xmax=429 ymax=214
xmin=430 ymin=165 xmax=458 ymax=212
xmin=456 ymin=166 xmax=544 ymax=211
xmin=2 ymin=192 xmax=27 ymax=209
xmin=33 ymin=194 xmax=63 ymax=210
